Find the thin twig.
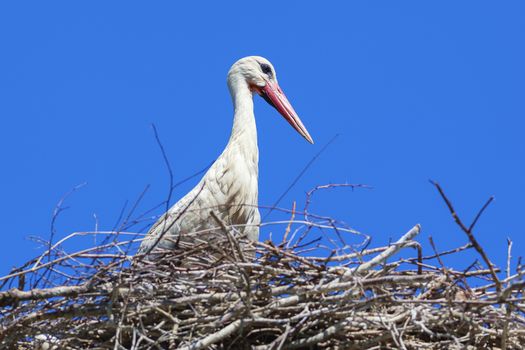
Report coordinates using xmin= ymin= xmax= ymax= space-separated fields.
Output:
xmin=430 ymin=180 xmax=501 ymax=292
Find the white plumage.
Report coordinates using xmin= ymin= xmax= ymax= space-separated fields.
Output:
xmin=139 ymin=56 xmax=313 ymax=257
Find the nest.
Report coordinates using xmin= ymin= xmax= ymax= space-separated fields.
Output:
xmin=1 ymin=183 xmax=524 ymax=349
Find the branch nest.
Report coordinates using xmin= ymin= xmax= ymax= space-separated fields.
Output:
xmin=1 ymin=184 xmax=524 ymax=349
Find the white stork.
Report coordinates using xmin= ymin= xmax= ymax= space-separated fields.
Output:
xmin=139 ymin=56 xmax=313 ymax=258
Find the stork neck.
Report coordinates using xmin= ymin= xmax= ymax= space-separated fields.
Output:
xmin=228 ymin=80 xmax=258 ymax=150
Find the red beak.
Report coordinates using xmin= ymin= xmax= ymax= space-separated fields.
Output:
xmin=260 ymin=80 xmax=314 ymax=144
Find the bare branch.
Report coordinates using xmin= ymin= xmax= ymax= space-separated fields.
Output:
xmin=430 ymin=180 xmax=501 ymax=292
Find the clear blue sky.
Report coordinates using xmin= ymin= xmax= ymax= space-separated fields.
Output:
xmin=1 ymin=2 xmax=523 ymax=277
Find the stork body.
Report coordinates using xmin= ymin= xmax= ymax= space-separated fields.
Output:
xmin=139 ymin=56 xmax=313 ymax=257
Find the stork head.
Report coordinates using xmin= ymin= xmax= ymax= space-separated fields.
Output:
xmin=228 ymin=56 xmax=314 ymax=144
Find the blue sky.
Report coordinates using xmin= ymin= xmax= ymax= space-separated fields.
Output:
xmin=1 ymin=2 xmax=523 ymax=277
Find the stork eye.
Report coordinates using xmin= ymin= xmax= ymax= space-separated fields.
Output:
xmin=260 ymin=63 xmax=273 ymax=76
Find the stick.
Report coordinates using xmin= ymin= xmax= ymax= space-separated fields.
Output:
xmin=178 ymin=319 xmax=245 ymax=350
xmin=353 ymin=225 xmax=421 ymax=274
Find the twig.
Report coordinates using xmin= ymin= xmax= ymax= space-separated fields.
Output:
xmin=282 ymin=201 xmax=296 ymax=244
xmin=352 ymin=224 xmax=421 ymax=274
xmin=178 ymin=319 xmax=245 ymax=350
xmin=0 ymin=284 xmax=90 ymax=307
xmin=507 ymin=238 xmax=513 ymax=280
xmin=430 ymin=180 xmax=501 ymax=292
